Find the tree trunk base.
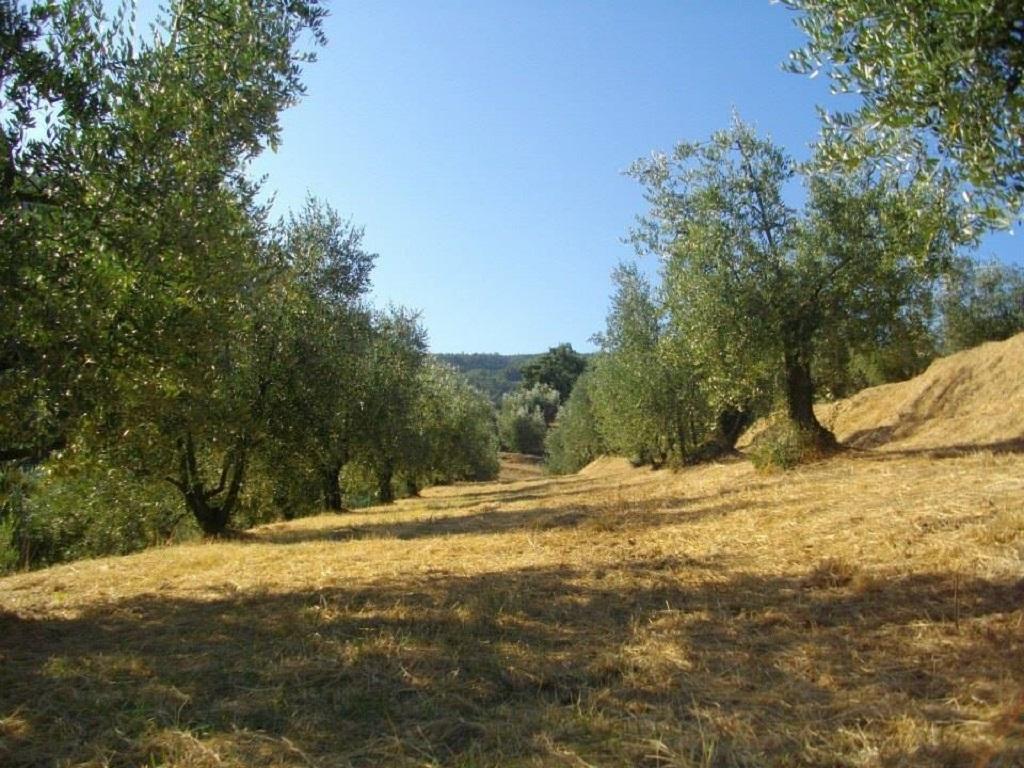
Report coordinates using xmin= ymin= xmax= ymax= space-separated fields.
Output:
xmin=802 ymin=421 xmax=840 ymax=454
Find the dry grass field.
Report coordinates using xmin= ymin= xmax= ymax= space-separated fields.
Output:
xmin=2 ymin=337 xmax=1024 ymax=767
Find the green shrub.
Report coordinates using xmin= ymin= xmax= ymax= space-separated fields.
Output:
xmin=748 ymin=418 xmax=828 ymax=472
xmin=498 ymin=384 xmax=559 ymax=455
xmin=0 ymin=514 xmax=18 ymax=574
xmin=0 ymin=466 xmax=33 ymax=574
xmin=544 ymin=372 xmax=606 ymax=475
xmin=15 ymin=457 xmax=194 ymax=569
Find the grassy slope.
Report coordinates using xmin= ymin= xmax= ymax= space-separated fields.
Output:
xmin=3 ymin=346 xmax=1024 ymax=766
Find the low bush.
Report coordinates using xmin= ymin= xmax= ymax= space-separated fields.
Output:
xmin=748 ymin=417 xmax=834 ymax=472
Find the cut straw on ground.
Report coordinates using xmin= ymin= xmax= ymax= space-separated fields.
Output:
xmin=3 ymin=336 xmax=1024 ymax=767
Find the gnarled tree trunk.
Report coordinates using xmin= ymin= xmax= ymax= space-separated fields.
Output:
xmin=687 ymin=406 xmax=753 ymax=464
xmin=783 ymin=350 xmax=836 ymax=450
xmin=322 ymin=461 xmax=344 ymax=511
xmin=170 ymin=432 xmax=247 ymax=537
xmin=404 ymin=475 xmax=420 ymax=497
xmin=377 ymin=462 xmax=395 ymax=504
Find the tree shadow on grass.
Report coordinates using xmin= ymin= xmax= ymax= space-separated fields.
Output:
xmin=2 ymin=563 xmax=1022 ymax=767
xmin=835 ymin=395 xmax=1024 ymax=458
xmin=842 ymin=436 xmax=1024 ymax=461
xmin=249 ymin=494 xmax=768 ymax=546
xmin=419 ymin=475 xmax=606 ymax=510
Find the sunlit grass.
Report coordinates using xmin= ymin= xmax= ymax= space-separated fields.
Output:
xmin=2 ymin=445 xmax=1023 ymax=766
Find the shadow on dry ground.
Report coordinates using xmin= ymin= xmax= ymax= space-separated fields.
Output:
xmin=2 ymin=562 xmax=1022 ymax=767
xmin=249 ymin=493 xmax=767 ymax=546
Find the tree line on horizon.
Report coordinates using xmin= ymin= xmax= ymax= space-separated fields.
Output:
xmin=433 ymin=352 xmax=533 ymax=404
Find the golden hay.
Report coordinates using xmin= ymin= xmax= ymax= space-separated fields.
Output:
xmin=576 ymin=455 xmax=636 ymax=477
xmin=820 ymin=332 xmax=1024 ymax=452
xmin=496 ymin=452 xmax=546 ymax=483
xmin=2 ymin=339 xmax=1024 ymax=766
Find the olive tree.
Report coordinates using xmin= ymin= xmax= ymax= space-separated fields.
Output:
xmin=588 ymin=264 xmax=711 ymax=466
xmin=357 ymin=309 xmax=429 ymax=503
xmin=404 ymin=361 xmax=500 ymax=490
xmin=262 ymin=199 xmax=378 ymax=513
xmin=630 ymin=119 xmax=959 ymax=449
xmin=497 ymin=384 xmax=560 ymax=456
xmin=520 ymin=343 xmax=588 ymax=402
xmin=544 ymin=370 xmax=606 ymax=475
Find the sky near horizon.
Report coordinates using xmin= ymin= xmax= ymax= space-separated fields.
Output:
xmin=251 ymin=0 xmax=1021 ymax=354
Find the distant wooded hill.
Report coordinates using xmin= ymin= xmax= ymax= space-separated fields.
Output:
xmin=434 ymin=353 xmax=536 ymax=403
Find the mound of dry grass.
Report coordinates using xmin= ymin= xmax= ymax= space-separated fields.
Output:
xmin=576 ymin=455 xmax=635 ymax=477
xmin=3 ymin=445 xmax=1023 ymax=767
xmin=820 ymin=332 xmax=1024 ymax=453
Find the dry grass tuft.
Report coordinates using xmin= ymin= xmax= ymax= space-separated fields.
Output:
xmin=3 ymin=337 xmax=1024 ymax=766
xmin=803 ymin=556 xmax=860 ymax=589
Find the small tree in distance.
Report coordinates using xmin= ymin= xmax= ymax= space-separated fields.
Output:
xmin=521 ymin=343 xmax=588 ymax=402
xmin=498 ymin=384 xmax=560 ymax=456
xmin=940 ymin=259 xmax=1024 ymax=353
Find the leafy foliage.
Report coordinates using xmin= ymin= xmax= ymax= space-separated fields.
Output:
xmin=0 ymin=0 xmax=499 ymax=568
xmin=407 ymin=361 xmax=500 ymax=486
xmin=629 ymin=118 xmax=960 ymax=447
xmin=497 ymin=384 xmax=560 ymax=456
xmin=940 ymin=259 xmax=1024 ymax=352
xmin=520 ymin=343 xmax=588 ymax=402
xmin=588 ymin=265 xmax=711 ymax=466
xmin=544 ymin=371 xmax=606 ymax=475
xmin=784 ymin=0 xmax=1024 ymax=222
xmin=748 ymin=417 xmax=830 ymax=472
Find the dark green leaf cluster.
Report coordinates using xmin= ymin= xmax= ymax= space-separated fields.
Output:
xmin=520 ymin=343 xmax=588 ymax=402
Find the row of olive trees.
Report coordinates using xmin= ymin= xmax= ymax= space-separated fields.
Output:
xmin=547 ymin=242 xmax=1024 ymax=475
xmin=548 ymin=0 xmax=1023 ymax=474
xmin=0 ymin=0 xmax=497 ymax=568
xmin=548 ymin=119 xmax=963 ymax=472
xmin=547 ymin=130 xmax=1020 ymax=473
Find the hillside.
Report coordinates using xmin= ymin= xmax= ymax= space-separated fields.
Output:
xmin=434 ymin=352 xmax=535 ymax=403
xmin=819 ymin=332 xmax=1024 ymax=453
xmin=2 ymin=339 xmax=1024 ymax=766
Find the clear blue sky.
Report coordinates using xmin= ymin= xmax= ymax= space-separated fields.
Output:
xmin=252 ymin=0 xmax=1021 ymax=354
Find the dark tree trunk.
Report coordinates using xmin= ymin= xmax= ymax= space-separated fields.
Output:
xmin=783 ymin=351 xmax=836 ymax=449
xmin=378 ymin=463 xmax=394 ymax=504
xmin=185 ymin=490 xmax=232 ymax=536
xmin=172 ymin=433 xmax=247 ymax=537
xmin=322 ymin=462 xmax=344 ymax=511
xmin=404 ymin=476 xmax=420 ymax=497
xmin=687 ymin=406 xmax=753 ymax=464
xmin=716 ymin=406 xmax=752 ymax=448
